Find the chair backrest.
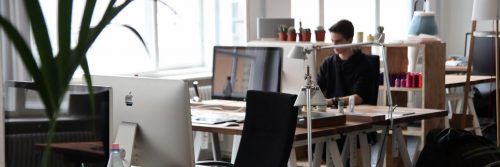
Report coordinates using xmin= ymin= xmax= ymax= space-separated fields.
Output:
xmin=365 ymin=55 xmax=380 ymax=105
xmin=234 ymin=90 xmax=298 ymax=167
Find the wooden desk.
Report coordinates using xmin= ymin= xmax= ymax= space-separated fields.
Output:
xmin=445 ymin=65 xmax=468 ymax=73
xmin=445 ymin=74 xmax=496 ymax=88
xmin=444 ymin=74 xmax=496 ymax=135
xmin=35 ymin=141 xmax=105 ymax=166
xmin=336 ymin=105 xmax=447 ymax=167
xmin=192 ymin=103 xmax=447 ymax=167
xmin=192 ymin=121 xmax=371 ymax=141
xmin=192 ymin=118 xmax=372 ymax=167
xmin=347 ymin=105 xmax=448 ymax=125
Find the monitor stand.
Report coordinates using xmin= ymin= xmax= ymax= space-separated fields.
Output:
xmin=114 ymin=122 xmax=138 ymax=167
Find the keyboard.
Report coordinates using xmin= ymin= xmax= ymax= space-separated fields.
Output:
xmin=191 ymin=113 xmax=245 ymax=125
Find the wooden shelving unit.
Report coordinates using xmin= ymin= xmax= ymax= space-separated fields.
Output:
xmin=378 ymin=86 xmax=422 ymax=92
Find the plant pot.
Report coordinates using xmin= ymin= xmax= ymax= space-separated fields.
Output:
xmin=301 ymin=32 xmax=311 ymax=42
xmin=315 ymin=31 xmax=325 ymax=42
xmin=278 ymin=32 xmax=287 ymax=41
xmin=287 ymin=32 xmax=297 ymax=41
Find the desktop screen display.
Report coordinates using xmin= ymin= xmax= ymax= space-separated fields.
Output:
xmin=465 ymin=32 xmax=499 ymax=76
xmin=212 ymin=46 xmax=282 ymax=101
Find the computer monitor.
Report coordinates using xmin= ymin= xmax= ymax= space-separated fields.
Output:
xmin=3 ymin=81 xmax=110 ymax=166
xmin=465 ymin=32 xmax=499 ymax=76
xmin=256 ymin=18 xmax=295 ymax=40
xmin=92 ymin=75 xmax=194 ymax=167
xmin=212 ymin=46 xmax=282 ymax=101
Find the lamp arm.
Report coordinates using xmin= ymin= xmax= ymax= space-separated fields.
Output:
xmin=316 ymin=42 xmax=382 ymax=50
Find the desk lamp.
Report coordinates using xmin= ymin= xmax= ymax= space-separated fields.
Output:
xmin=463 ymin=0 xmax=499 ymax=145
xmin=288 ymin=46 xmax=326 ymax=167
xmin=288 ymin=42 xmax=394 ymax=166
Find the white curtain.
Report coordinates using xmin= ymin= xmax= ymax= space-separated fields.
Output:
xmin=0 ymin=1 xmax=30 ymax=165
xmin=1 ymin=0 xmax=31 ymax=82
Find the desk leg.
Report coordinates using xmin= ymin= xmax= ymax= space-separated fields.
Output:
xmin=348 ymin=134 xmax=357 ymax=167
xmin=327 ymin=137 xmax=344 ymax=167
xmin=288 ymin=147 xmax=297 ymax=167
xmin=468 ymin=93 xmax=483 ymax=136
xmin=231 ymin=135 xmax=241 ymax=164
xmin=359 ymin=132 xmax=371 ymax=167
xmin=193 ymin=132 xmax=204 ymax=161
xmin=376 ymin=128 xmax=388 ymax=167
xmin=393 ymin=127 xmax=412 ymax=167
xmin=210 ymin=133 xmax=221 ymax=161
xmin=446 ymin=88 xmax=453 ymax=116
xmin=313 ymin=142 xmax=324 ymax=167
xmin=341 ymin=135 xmax=350 ymax=165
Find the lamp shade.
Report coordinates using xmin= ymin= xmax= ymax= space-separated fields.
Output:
xmin=293 ymin=87 xmax=327 ymax=106
xmin=288 ymin=46 xmax=306 ymax=59
xmin=408 ymin=11 xmax=438 ymax=35
xmin=472 ymin=0 xmax=500 ymax=20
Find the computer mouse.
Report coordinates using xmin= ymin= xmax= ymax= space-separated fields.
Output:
xmin=224 ymin=122 xmax=239 ymax=127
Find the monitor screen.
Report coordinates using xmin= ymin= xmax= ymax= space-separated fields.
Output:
xmin=256 ymin=18 xmax=295 ymax=40
xmin=212 ymin=46 xmax=282 ymax=101
xmin=464 ymin=32 xmax=499 ymax=76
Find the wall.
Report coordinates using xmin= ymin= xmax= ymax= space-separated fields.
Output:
xmin=246 ymin=0 xmax=292 ymax=41
xmin=440 ymin=0 xmax=496 ymax=57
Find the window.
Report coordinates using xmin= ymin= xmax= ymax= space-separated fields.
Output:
xmin=291 ymin=0 xmax=412 ymax=43
xmin=380 ymin=0 xmax=412 ymax=41
xmin=291 ymin=0 xmax=320 ymax=31
xmin=38 ymin=0 xmax=246 ymax=77
xmin=324 ymin=0 xmax=376 ymax=36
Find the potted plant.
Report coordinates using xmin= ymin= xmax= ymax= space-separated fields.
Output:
xmin=298 ymin=21 xmax=303 ymax=41
xmin=277 ymin=25 xmax=288 ymax=41
xmin=0 ymin=1 xmax=146 ymax=166
xmin=287 ymin=26 xmax=297 ymax=42
xmin=315 ymin=25 xmax=326 ymax=42
xmin=301 ymin=28 xmax=312 ymax=42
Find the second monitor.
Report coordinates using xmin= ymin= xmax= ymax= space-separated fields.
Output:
xmin=212 ymin=46 xmax=282 ymax=101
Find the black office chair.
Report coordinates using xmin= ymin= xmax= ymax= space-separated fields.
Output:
xmin=365 ymin=55 xmax=380 ymax=105
xmin=196 ymin=90 xmax=299 ymax=167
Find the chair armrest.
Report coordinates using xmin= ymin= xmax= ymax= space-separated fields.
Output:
xmin=195 ymin=160 xmax=234 ymax=167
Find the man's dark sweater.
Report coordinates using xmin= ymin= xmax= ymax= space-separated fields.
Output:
xmin=317 ymin=49 xmax=371 ymax=104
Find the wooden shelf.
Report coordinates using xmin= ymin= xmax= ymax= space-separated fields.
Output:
xmin=379 ymin=86 xmax=422 ymax=92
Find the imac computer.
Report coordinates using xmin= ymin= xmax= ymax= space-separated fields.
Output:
xmin=256 ymin=18 xmax=295 ymax=40
xmin=92 ymin=75 xmax=194 ymax=167
xmin=212 ymin=46 xmax=282 ymax=101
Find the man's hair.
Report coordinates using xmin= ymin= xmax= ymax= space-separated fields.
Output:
xmin=328 ymin=19 xmax=354 ymax=39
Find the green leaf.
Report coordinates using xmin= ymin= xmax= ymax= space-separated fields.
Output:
xmin=0 ymin=17 xmax=40 ymax=81
xmin=120 ymin=24 xmax=150 ymax=54
xmin=23 ymin=0 xmax=60 ymax=112
xmin=76 ymin=0 xmax=97 ymax=51
xmin=0 ymin=15 xmax=56 ymax=120
xmin=56 ymin=0 xmax=74 ymax=84
xmin=72 ymin=0 xmax=134 ymax=71
xmin=80 ymin=58 xmax=96 ymax=128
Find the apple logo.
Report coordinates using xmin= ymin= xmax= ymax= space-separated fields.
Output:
xmin=125 ymin=92 xmax=133 ymax=106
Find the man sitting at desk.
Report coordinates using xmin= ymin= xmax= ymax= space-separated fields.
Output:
xmin=317 ymin=19 xmax=372 ymax=106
